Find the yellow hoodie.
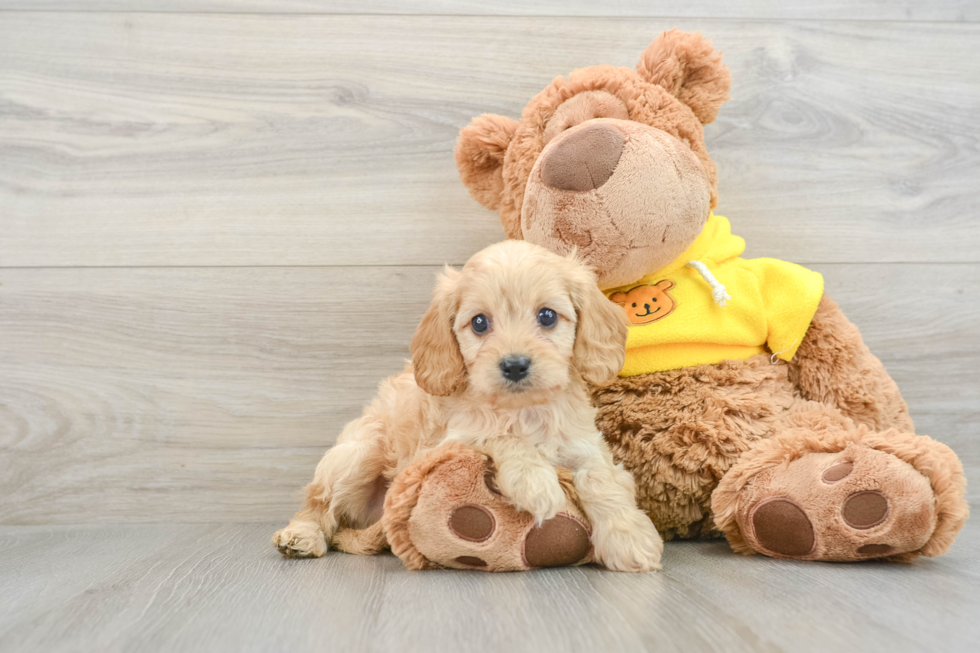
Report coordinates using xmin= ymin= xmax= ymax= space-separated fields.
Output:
xmin=605 ymin=215 xmax=824 ymax=377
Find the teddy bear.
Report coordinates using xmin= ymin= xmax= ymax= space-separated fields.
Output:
xmin=334 ymin=29 xmax=968 ymax=571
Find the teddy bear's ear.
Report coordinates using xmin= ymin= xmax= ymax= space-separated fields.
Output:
xmin=454 ymin=113 xmax=519 ymax=210
xmin=609 ymin=291 xmax=628 ymax=306
xmin=637 ymin=29 xmax=731 ymax=125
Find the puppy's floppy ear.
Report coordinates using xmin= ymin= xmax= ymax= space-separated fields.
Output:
xmin=637 ymin=29 xmax=731 ymax=125
xmin=454 ymin=114 xmax=519 ymax=211
xmin=568 ymin=260 xmax=628 ymax=385
xmin=411 ymin=267 xmax=466 ymax=396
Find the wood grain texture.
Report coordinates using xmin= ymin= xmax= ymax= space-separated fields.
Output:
xmin=1 ymin=263 xmax=977 ymax=524
xmin=1 ymin=7 xmax=977 ymax=649
xmin=0 ymin=2 xmax=977 ymax=21
xmin=2 ymin=15 xmax=979 ymax=267
xmin=0 ymin=521 xmax=977 ymax=653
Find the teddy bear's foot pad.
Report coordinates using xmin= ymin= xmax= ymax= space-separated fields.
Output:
xmin=384 ymin=443 xmax=593 ymax=571
xmin=736 ymin=444 xmax=937 ymax=561
xmin=448 ymin=504 xmax=591 ymax=569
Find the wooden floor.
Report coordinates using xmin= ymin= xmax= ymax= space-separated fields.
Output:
xmin=1 ymin=1 xmax=979 ymax=651
xmin=1 ymin=520 xmax=978 ymax=653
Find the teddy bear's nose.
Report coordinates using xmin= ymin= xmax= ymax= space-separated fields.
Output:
xmin=540 ymin=122 xmax=625 ymax=192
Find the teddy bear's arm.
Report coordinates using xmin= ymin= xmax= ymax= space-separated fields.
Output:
xmin=787 ymin=294 xmax=914 ymax=433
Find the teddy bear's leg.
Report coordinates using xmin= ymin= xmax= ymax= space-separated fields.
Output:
xmin=788 ymin=294 xmax=914 ymax=433
xmin=383 ymin=442 xmax=594 ymax=571
xmin=711 ymin=403 xmax=968 ymax=561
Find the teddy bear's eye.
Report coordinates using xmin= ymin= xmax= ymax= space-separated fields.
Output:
xmin=652 ymin=298 xmax=657 ymax=302
xmin=632 ymin=303 xmax=637 ymax=307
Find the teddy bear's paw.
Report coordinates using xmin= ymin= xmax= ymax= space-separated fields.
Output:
xmin=734 ymin=444 xmax=940 ymax=561
xmin=272 ymin=521 xmax=327 ymax=559
xmin=520 ymin=513 xmax=594 ymax=569
xmin=591 ymin=515 xmax=664 ymax=572
xmin=388 ymin=445 xmax=595 ymax=571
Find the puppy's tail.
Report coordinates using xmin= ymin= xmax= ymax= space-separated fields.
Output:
xmin=330 ymin=521 xmax=388 ymax=556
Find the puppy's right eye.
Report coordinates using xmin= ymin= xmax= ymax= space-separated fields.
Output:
xmin=471 ymin=314 xmax=490 ymax=335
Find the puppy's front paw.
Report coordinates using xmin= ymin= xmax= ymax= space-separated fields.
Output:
xmin=272 ymin=521 xmax=327 ymax=558
xmin=592 ymin=511 xmax=664 ymax=572
xmin=501 ymin=468 xmax=566 ymax=525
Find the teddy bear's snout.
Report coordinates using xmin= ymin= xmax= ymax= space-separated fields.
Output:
xmin=540 ymin=122 xmax=624 ymax=192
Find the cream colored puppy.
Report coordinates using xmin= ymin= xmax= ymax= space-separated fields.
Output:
xmin=273 ymin=240 xmax=663 ymax=572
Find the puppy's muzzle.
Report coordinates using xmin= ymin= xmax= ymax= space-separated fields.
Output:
xmin=499 ymin=355 xmax=531 ymax=383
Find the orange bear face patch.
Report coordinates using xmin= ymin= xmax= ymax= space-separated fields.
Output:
xmin=610 ymin=280 xmax=676 ymax=325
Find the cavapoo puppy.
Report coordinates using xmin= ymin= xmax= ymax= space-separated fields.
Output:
xmin=273 ymin=240 xmax=664 ymax=572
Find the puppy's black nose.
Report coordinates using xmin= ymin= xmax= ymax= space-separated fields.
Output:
xmin=500 ymin=355 xmax=531 ymax=382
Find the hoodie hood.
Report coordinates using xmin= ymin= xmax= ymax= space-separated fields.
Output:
xmin=645 ymin=214 xmax=745 ymax=282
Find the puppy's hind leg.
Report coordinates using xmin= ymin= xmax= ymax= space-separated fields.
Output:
xmin=273 ymin=431 xmax=387 ymax=558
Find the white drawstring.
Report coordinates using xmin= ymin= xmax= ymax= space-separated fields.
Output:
xmin=770 ymin=338 xmax=800 ymax=365
xmin=687 ymin=260 xmax=731 ymax=307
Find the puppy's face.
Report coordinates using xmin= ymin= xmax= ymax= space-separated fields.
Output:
xmin=411 ymin=240 xmax=628 ymax=406
xmin=452 ymin=252 xmax=577 ymax=405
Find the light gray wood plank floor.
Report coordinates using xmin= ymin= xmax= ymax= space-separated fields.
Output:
xmin=1 ymin=520 xmax=978 ymax=653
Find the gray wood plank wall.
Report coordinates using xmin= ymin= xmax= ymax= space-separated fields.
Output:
xmin=2 ymin=17 xmax=979 ymax=267
xmin=1 ymin=8 xmax=978 ymax=525
xmin=0 ymin=2 xmax=976 ymax=21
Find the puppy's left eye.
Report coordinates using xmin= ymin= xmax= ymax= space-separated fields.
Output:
xmin=537 ymin=308 xmax=558 ymax=329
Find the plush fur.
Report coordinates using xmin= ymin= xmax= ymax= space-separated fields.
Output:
xmin=273 ymin=240 xmax=664 ymax=572
xmin=452 ymin=29 xmax=968 ymax=561
xmin=712 ymin=424 xmax=965 ymax=561
xmin=383 ymin=441 xmax=595 ymax=571
xmin=455 ymin=30 xmax=726 ymax=289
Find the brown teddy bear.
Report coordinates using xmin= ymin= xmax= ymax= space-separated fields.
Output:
xmin=340 ymin=29 xmax=967 ymax=570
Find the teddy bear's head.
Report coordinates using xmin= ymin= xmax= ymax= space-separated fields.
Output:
xmin=455 ymin=29 xmax=730 ymax=289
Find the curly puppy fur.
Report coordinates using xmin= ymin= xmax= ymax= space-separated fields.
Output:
xmin=273 ymin=240 xmax=664 ymax=572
